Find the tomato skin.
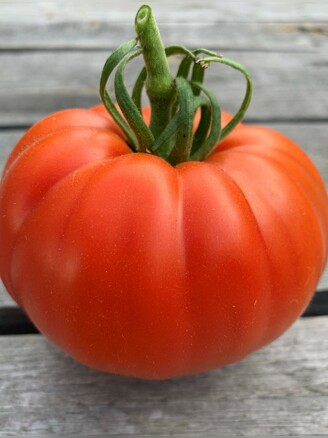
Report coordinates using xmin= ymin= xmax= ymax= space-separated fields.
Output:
xmin=0 ymin=105 xmax=327 ymax=379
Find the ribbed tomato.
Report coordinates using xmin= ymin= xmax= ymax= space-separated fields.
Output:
xmin=0 ymin=105 xmax=327 ymax=379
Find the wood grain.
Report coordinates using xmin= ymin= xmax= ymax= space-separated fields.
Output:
xmin=2 ymin=0 xmax=328 ymax=23
xmin=0 ymin=317 xmax=328 ymax=435
xmin=1 ymin=49 xmax=328 ymax=126
xmin=1 ymin=21 xmax=327 ymax=52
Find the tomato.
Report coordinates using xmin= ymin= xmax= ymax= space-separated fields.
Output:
xmin=0 ymin=105 xmax=327 ymax=379
xmin=1 ymin=4 xmax=328 ymax=379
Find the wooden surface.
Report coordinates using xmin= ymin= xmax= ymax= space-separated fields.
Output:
xmin=1 ymin=317 xmax=328 ymax=436
xmin=0 ymin=0 xmax=328 ymax=435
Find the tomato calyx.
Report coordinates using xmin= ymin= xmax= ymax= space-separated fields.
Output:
xmin=99 ymin=4 xmax=252 ymax=165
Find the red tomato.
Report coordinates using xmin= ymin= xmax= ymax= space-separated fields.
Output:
xmin=0 ymin=105 xmax=327 ymax=379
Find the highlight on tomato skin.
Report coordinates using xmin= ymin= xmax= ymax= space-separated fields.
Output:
xmin=0 ymin=5 xmax=327 ymax=380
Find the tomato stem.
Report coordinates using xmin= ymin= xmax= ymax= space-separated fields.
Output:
xmin=99 ymin=4 xmax=253 ymax=164
xmin=135 ymin=5 xmax=176 ymax=141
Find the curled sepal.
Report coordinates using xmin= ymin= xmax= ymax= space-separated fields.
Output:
xmin=191 ymin=49 xmax=219 ymax=96
xmin=99 ymin=39 xmax=139 ymax=149
xmin=190 ymin=62 xmax=205 ymax=96
xmin=115 ymin=50 xmax=155 ymax=152
xmin=190 ymin=81 xmax=221 ymax=161
xmin=132 ymin=67 xmax=147 ymax=112
xmin=199 ymin=55 xmax=252 ymax=141
xmin=151 ymin=112 xmax=180 ymax=159
xmin=152 ymin=95 xmax=208 ymax=160
xmin=165 ymin=45 xmax=196 ymax=117
xmin=191 ymin=105 xmax=212 ymax=155
xmin=167 ymin=77 xmax=197 ymax=165
xmin=193 ymin=48 xmax=221 ymax=57
xmin=177 ymin=56 xmax=194 ymax=80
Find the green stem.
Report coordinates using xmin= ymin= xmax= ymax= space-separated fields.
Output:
xmin=99 ymin=5 xmax=253 ymax=165
xmin=135 ymin=5 xmax=176 ymax=139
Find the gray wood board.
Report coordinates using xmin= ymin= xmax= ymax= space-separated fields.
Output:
xmin=0 ymin=282 xmax=14 ymax=307
xmin=1 ymin=0 xmax=328 ymax=51
xmin=2 ymin=0 xmax=328 ymax=23
xmin=1 ymin=21 xmax=327 ymax=51
xmin=0 ymin=316 xmax=328 ymax=435
xmin=1 ymin=50 xmax=328 ymax=126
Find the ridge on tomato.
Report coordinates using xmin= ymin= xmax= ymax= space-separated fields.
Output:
xmin=0 ymin=5 xmax=327 ymax=380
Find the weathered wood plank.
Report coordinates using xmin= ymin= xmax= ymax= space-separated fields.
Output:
xmin=1 ymin=50 xmax=328 ymax=126
xmin=0 ymin=130 xmax=20 ymax=167
xmin=319 ymin=268 xmax=328 ymax=291
xmin=0 ymin=281 xmax=14 ymax=307
xmin=1 ymin=22 xmax=327 ymax=51
xmin=0 ymin=317 xmax=328 ymax=435
xmin=1 ymin=1 xmax=328 ymax=51
xmin=1 ymin=0 xmax=328 ymax=24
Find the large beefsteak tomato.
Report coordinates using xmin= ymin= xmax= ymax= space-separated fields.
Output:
xmin=0 ymin=5 xmax=327 ymax=379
